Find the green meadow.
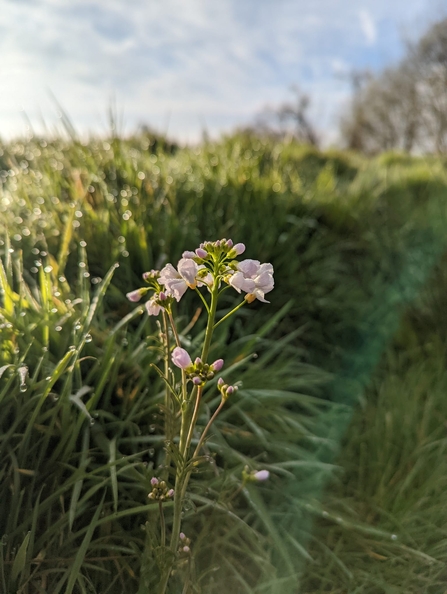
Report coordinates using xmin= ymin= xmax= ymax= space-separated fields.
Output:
xmin=1 ymin=130 xmax=447 ymax=593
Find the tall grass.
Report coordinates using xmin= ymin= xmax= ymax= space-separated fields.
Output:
xmin=0 ymin=131 xmax=446 ymax=592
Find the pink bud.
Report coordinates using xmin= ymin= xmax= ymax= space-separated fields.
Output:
xmin=233 ymin=243 xmax=245 ymax=256
xmin=182 ymin=251 xmax=196 ymax=259
xmin=151 ymin=477 xmax=159 ymax=486
xmin=183 ymin=546 xmax=190 ymax=553
xmin=159 ymin=292 xmax=167 ymax=300
xmin=193 ymin=376 xmax=202 ymax=385
xmin=195 ymin=248 xmax=208 ymax=259
xmin=179 ymin=532 xmax=186 ymax=540
xmin=212 ymin=359 xmax=224 ymax=371
xmin=126 ymin=289 xmax=143 ymax=302
xmin=172 ymin=347 xmax=192 ymax=369
xmin=194 ymin=357 xmax=202 ymax=365
xmin=226 ymin=386 xmax=235 ymax=395
xmin=217 ymin=377 xmax=225 ymax=387
xmin=226 ymin=239 xmax=233 ymax=248
xmin=254 ymin=470 xmax=270 ymax=481
xmin=167 ymin=489 xmax=174 ymax=498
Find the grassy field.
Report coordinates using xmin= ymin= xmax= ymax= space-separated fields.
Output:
xmin=0 ymin=130 xmax=446 ymax=593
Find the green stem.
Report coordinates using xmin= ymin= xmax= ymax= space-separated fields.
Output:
xmin=162 ymin=312 xmax=172 ymax=474
xmin=201 ymin=285 xmax=219 ymax=362
xmin=159 ymin=501 xmax=166 ymax=548
xmin=213 ymin=299 xmax=246 ymax=330
xmin=184 ymin=385 xmax=203 ymax=454
xmin=192 ymin=399 xmax=225 ymax=460
xmin=168 ymin=311 xmax=187 ymax=402
xmin=194 ymin=287 xmax=210 ymax=313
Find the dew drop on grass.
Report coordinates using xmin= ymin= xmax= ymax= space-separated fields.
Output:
xmin=19 ymin=312 xmax=26 ymax=317
xmin=46 ymin=377 xmax=51 ymax=381
xmin=79 ymin=240 xmax=87 ymax=247
xmin=149 ymin=425 xmax=155 ymax=433
xmin=19 ymin=384 xmax=27 ymax=393
xmin=44 ymin=266 xmax=53 ymax=273
xmin=89 ymin=418 xmax=95 ymax=426
xmin=391 ymin=534 xmax=398 ymax=541
xmin=50 ymin=308 xmax=57 ymax=313
xmin=74 ymin=323 xmax=81 ymax=331
xmin=78 ymin=262 xmax=86 ymax=268
xmin=30 ymin=267 xmax=38 ymax=274
xmin=85 ymin=334 xmax=92 ymax=343
xmin=58 ymin=276 xmax=66 ymax=283
xmin=55 ymin=326 xmax=62 ymax=332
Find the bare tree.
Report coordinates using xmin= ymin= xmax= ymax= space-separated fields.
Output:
xmin=341 ymin=17 xmax=447 ymax=154
xmin=247 ymin=87 xmax=320 ymax=147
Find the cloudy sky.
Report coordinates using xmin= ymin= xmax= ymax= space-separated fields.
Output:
xmin=0 ymin=0 xmax=443 ymax=143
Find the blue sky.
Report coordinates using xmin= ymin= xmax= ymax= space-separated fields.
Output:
xmin=0 ymin=0 xmax=443 ymax=143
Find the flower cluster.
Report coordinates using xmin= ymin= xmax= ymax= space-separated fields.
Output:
xmin=217 ymin=377 xmax=238 ymax=401
xmin=178 ymin=532 xmax=192 ymax=555
xmin=171 ymin=347 xmax=224 ymax=385
xmin=148 ymin=477 xmax=174 ymax=502
xmin=126 ymin=238 xmax=274 ymax=315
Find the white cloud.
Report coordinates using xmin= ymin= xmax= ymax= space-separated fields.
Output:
xmin=359 ymin=9 xmax=377 ymax=45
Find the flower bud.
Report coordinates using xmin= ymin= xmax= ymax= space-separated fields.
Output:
xmin=217 ymin=377 xmax=225 ymax=387
xmin=253 ymin=470 xmax=270 ymax=481
xmin=194 ymin=357 xmax=202 ymax=365
xmin=148 ymin=492 xmax=155 ymax=499
xmin=233 ymin=243 xmax=245 ymax=256
xmin=226 ymin=385 xmax=235 ymax=395
xmin=159 ymin=292 xmax=167 ymax=301
xmin=126 ymin=289 xmax=145 ymax=302
xmin=226 ymin=239 xmax=233 ymax=248
xmin=182 ymin=251 xmax=196 ymax=259
xmin=193 ymin=376 xmax=202 ymax=385
xmin=172 ymin=347 xmax=192 ymax=369
xmin=182 ymin=546 xmax=190 ymax=553
xmin=211 ymin=358 xmax=224 ymax=371
xmin=150 ymin=477 xmax=159 ymax=486
xmin=180 ymin=532 xmax=186 ymax=540
xmin=195 ymin=248 xmax=208 ymax=259
xmin=167 ymin=489 xmax=175 ymax=498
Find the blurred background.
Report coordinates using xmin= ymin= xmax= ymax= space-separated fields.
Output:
xmin=1 ymin=0 xmax=445 ymax=147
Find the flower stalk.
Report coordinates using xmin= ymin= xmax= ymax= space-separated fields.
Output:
xmin=126 ymin=239 xmax=274 ymax=594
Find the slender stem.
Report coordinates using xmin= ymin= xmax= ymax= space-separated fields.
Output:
xmin=159 ymin=501 xmax=166 ymax=548
xmin=162 ymin=312 xmax=172 ymax=474
xmin=200 ymin=285 xmax=219 ymax=362
xmin=194 ymin=288 xmax=210 ymax=313
xmin=168 ymin=311 xmax=187 ymax=401
xmin=192 ymin=399 xmax=225 ymax=460
xmin=184 ymin=385 xmax=203 ymax=454
xmin=214 ymin=300 xmax=246 ymax=330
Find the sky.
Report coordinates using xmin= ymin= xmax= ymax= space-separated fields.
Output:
xmin=0 ymin=0 xmax=444 ymax=144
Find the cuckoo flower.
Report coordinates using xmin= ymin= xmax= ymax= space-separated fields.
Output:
xmin=159 ymin=258 xmax=199 ymax=301
xmin=229 ymin=259 xmax=274 ymax=303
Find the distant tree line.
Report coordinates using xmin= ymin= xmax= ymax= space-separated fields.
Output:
xmin=341 ymin=17 xmax=447 ymax=154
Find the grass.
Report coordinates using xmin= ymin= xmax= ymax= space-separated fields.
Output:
xmin=0 ymin=130 xmax=447 ymax=592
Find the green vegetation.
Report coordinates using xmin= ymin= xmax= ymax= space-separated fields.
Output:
xmin=0 ymin=131 xmax=446 ymax=592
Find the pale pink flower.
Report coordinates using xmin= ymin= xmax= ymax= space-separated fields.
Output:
xmin=229 ymin=259 xmax=274 ymax=303
xmin=172 ymin=347 xmax=192 ymax=369
xmin=159 ymin=258 xmax=199 ymax=301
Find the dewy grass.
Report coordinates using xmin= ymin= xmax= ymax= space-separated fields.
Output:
xmin=1 ymin=132 xmax=447 ymax=592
